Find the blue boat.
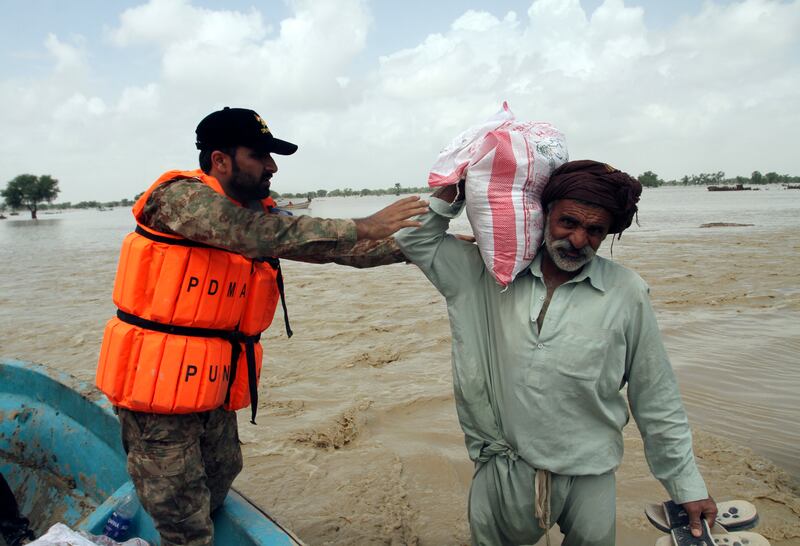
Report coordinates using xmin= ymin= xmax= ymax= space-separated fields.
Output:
xmin=0 ymin=359 xmax=303 ymax=545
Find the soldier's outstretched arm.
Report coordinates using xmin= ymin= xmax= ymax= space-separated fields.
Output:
xmin=141 ymin=179 xmax=424 ymax=265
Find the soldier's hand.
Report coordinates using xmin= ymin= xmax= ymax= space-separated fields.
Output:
xmin=682 ymin=497 xmax=717 ymax=537
xmin=354 ymin=196 xmax=429 ymax=240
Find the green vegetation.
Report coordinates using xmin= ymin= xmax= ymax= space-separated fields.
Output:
xmin=638 ymin=170 xmax=800 ymax=188
xmin=276 ymin=184 xmax=431 ymax=199
xmin=1 ymin=174 xmax=60 ymax=219
xmin=279 ymin=171 xmax=800 ymax=197
xmin=37 ymin=198 xmax=135 ymax=211
xmin=637 ymin=171 xmax=664 ymax=188
xmin=5 ymin=169 xmax=800 ymax=217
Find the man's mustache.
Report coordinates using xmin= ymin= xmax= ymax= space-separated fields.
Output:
xmin=551 ymin=239 xmax=589 ymax=258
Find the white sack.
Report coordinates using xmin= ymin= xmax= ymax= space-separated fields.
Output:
xmin=428 ymin=102 xmax=568 ymax=286
xmin=28 ymin=523 xmax=150 ymax=546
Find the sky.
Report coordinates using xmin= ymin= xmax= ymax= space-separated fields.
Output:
xmin=1 ymin=0 xmax=798 ymax=202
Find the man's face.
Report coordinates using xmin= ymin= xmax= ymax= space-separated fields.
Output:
xmin=544 ymin=199 xmax=612 ymax=272
xmin=227 ymin=146 xmax=278 ymax=201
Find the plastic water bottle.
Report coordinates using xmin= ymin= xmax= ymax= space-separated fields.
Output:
xmin=103 ymin=490 xmax=139 ymax=541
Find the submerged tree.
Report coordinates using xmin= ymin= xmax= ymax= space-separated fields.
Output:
xmin=1 ymin=174 xmax=60 ymax=219
xmin=637 ymin=171 xmax=664 ymax=188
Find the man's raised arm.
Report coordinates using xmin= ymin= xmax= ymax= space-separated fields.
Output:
xmin=394 ymin=181 xmax=483 ymax=298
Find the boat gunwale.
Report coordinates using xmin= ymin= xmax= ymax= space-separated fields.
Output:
xmin=0 ymin=358 xmax=304 ymax=545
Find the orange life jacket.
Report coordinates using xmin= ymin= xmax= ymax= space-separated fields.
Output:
xmin=96 ymin=169 xmax=291 ymax=422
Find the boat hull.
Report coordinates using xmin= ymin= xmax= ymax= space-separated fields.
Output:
xmin=0 ymin=359 xmax=300 ymax=545
xmin=275 ymin=200 xmax=311 ymax=210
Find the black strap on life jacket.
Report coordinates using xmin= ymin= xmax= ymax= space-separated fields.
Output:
xmin=115 ymin=310 xmax=262 ymax=424
xmin=260 ymin=257 xmax=293 ymax=338
xmin=244 ymin=339 xmax=259 ymax=424
xmin=221 ymin=333 xmax=260 ymax=425
xmin=135 ymin=225 xmax=217 ymax=248
xmin=227 ymin=340 xmax=242 ymax=408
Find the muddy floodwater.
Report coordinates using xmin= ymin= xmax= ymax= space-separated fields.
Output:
xmin=1 ymin=185 xmax=799 ymax=545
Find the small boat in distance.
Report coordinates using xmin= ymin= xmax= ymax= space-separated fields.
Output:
xmin=707 ymin=184 xmax=754 ymax=192
xmin=0 ymin=359 xmax=303 ymax=545
xmin=275 ymin=199 xmax=311 ymax=210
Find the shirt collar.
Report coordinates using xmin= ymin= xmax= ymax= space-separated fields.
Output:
xmin=529 ymin=251 xmax=606 ymax=293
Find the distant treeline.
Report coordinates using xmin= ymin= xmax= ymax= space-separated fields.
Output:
xmin=276 ymin=183 xmax=430 ymax=200
xmin=277 ymin=170 xmax=800 ymax=197
xmin=38 ymin=198 xmax=135 ymax=210
xmin=26 ymin=171 xmax=800 ymax=210
xmin=637 ymin=170 xmax=799 ymax=188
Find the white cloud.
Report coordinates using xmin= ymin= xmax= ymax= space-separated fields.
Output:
xmin=116 ymin=84 xmax=160 ymax=115
xmin=451 ymin=10 xmax=504 ymax=32
xmin=53 ymin=93 xmax=107 ymax=121
xmin=44 ymin=33 xmax=88 ymax=74
xmin=108 ymin=0 xmax=371 ymax=110
xmin=1 ymin=0 xmax=799 ymax=201
xmin=110 ymin=0 xmax=268 ymax=48
xmin=355 ymin=0 xmax=800 ymax=183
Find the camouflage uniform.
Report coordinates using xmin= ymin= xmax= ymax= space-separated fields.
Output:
xmin=122 ymin=178 xmax=405 ymax=546
xmin=119 ymin=408 xmax=241 ymax=546
xmin=142 ymin=179 xmax=406 ymax=268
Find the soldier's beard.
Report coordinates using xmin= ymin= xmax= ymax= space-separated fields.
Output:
xmin=544 ymin=223 xmax=596 ymax=272
xmin=230 ymin=162 xmax=271 ymax=201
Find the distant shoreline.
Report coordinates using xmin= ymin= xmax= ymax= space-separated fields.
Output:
xmin=8 ymin=182 xmax=797 ymax=215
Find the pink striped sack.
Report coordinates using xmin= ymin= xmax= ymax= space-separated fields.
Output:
xmin=428 ymin=102 xmax=568 ymax=286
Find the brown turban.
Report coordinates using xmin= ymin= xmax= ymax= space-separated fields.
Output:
xmin=541 ymin=159 xmax=642 ymax=234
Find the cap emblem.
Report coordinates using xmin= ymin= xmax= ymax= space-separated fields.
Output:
xmin=255 ymin=114 xmax=270 ymax=135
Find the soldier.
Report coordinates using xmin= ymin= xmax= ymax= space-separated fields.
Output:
xmin=95 ymin=106 xmax=428 ymax=545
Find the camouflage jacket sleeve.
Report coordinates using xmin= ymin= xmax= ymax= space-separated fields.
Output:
xmin=140 ymin=178 xmax=406 ymax=267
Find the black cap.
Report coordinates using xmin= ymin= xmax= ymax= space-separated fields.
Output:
xmin=195 ymin=107 xmax=298 ymax=155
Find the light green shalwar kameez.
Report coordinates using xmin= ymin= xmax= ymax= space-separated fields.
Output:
xmin=395 ymin=198 xmax=707 ymax=546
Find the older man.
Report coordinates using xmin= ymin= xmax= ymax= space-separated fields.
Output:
xmin=395 ymin=160 xmax=715 ymax=546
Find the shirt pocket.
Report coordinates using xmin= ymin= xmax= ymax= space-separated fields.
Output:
xmin=551 ymin=323 xmax=623 ymax=383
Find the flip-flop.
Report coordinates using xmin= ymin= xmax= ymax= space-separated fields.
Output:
xmin=646 ymin=499 xmax=759 ymax=532
xmin=656 ymin=518 xmax=716 ymax=546
xmin=708 ymin=533 xmax=771 ymax=546
xmin=654 ymin=530 xmax=771 ymax=546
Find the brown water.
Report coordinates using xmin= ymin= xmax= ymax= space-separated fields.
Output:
xmin=1 ymin=186 xmax=799 ymax=545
